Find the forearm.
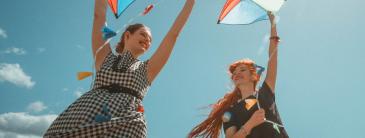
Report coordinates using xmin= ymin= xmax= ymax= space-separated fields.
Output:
xmin=92 ymin=0 xmax=110 ymax=70
xmin=92 ymin=0 xmax=107 ymax=48
xmin=167 ymin=0 xmax=195 ymax=37
xmin=269 ymin=21 xmax=278 ymax=57
xmin=265 ymin=19 xmax=279 ymax=90
xmin=92 ymin=0 xmax=108 ymax=52
xmin=160 ymin=0 xmax=195 ymax=58
xmin=147 ymin=0 xmax=195 ymax=82
xmin=93 ymin=0 xmax=107 ymax=18
xmin=232 ymin=123 xmax=253 ymax=138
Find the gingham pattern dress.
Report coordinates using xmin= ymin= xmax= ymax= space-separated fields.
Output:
xmin=44 ymin=51 xmax=150 ymax=138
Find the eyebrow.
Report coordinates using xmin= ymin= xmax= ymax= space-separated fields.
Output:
xmin=233 ymin=67 xmax=247 ymax=73
xmin=237 ymin=66 xmax=248 ymax=70
xmin=140 ymin=31 xmax=152 ymax=42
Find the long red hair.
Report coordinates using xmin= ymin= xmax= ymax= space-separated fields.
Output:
xmin=188 ymin=59 xmax=260 ymax=138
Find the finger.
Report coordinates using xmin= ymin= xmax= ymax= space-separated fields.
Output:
xmin=259 ymin=114 xmax=265 ymax=119
xmin=257 ymin=109 xmax=265 ymax=113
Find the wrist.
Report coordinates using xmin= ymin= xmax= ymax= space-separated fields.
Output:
xmin=271 ymin=24 xmax=276 ymax=28
xmin=242 ymin=123 xmax=253 ymax=135
xmin=270 ymin=36 xmax=280 ymax=42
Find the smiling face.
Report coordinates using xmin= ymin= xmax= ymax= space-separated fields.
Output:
xmin=124 ymin=27 xmax=152 ymax=55
xmin=232 ymin=64 xmax=254 ymax=86
xmin=229 ymin=60 xmax=259 ymax=87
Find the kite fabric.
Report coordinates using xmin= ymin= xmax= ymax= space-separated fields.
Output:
xmin=143 ymin=4 xmax=154 ymax=15
xmin=77 ymin=72 xmax=93 ymax=80
xmin=102 ymin=26 xmax=117 ymax=40
xmin=107 ymin=0 xmax=136 ymax=18
xmin=218 ymin=0 xmax=285 ymax=25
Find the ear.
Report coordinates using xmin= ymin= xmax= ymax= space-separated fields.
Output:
xmin=124 ymin=31 xmax=131 ymax=41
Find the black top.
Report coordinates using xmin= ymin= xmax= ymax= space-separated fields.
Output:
xmin=223 ymin=82 xmax=289 ymax=138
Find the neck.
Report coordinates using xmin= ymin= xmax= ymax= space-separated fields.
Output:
xmin=123 ymin=49 xmax=139 ymax=59
xmin=237 ymin=83 xmax=255 ymax=99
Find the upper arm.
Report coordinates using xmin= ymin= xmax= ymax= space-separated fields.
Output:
xmin=92 ymin=0 xmax=111 ymax=71
xmin=146 ymin=35 xmax=177 ymax=83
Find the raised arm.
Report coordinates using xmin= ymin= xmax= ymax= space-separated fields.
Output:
xmin=264 ymin=12 xmax=279 ymax=92
xmin=92 ymin=0 xmax=112 ymax=71
xmin=146 ymin=0 xmax=195 ymax=83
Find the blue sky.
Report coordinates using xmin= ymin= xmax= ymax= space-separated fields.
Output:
xmin=1 ymin=0 xmax=365 ymax=137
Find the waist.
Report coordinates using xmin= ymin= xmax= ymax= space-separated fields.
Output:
xmin=96 ymin=84 xmax=143 ymax=100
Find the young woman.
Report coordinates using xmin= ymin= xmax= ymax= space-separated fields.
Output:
xmin=188 ymin=12 xmax=289 ymax=138
xmin=44 ymin=0 xmax=195 ymax=137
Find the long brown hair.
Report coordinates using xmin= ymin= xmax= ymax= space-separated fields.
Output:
xmin=115 ymin=23 xmax=149 ymax=53
xmin=188 ymin=59 xmax=260 ymax=138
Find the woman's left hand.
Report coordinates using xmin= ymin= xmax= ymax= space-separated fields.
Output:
xmin=268 ymin=12 xmax=275 ymax=25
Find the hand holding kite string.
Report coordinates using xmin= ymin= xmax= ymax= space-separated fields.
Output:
xmin=245 ymin=109 xmax=266 ymax=133
xmin=268 ymin=12 xmax=275 ymax=25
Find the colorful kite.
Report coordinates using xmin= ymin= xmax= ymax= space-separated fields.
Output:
xmin=107 ymin=0 xmax=136 ymax=18
xmin=102 ymin=26 xmax=117 ymax=40
xmin=218 ymin=0 xmax=285 ymax=25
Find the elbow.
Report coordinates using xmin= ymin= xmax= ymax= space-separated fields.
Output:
xmin=164 ymin=33 xmax=179 ymax=44
xmin=169 ymin=31 xmax=180 ymax=40
xmin=93 ymin=12 xmax=106 ymax=20
xmin=93 ymin=13 xmax=101 ymax=19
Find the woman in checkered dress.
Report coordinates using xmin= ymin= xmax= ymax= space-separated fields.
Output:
xmin=44 ymin=0 xmax=195 ymax=137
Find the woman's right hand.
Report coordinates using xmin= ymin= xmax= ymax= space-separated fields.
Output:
xmin=245 ymin=109 xmax=266 ymax=131
xmin=268 ymin=12 xmax=275 ymax=25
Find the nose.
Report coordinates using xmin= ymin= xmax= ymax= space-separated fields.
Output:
xmin=233 ymin=73 xmax=244 ymax=80
xmin=145 ymin=38 xmax=151 ymax=44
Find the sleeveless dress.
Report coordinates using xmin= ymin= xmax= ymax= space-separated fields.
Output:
xmin=44 ymin=51 xmax=150 ymax=138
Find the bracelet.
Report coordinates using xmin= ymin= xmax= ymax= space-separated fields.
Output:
xmin=270 ymin=36 xmax=280 ymax=42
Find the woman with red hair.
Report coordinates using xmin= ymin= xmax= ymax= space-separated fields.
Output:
xmin=189 ymin=12 xmax=289 ymax=138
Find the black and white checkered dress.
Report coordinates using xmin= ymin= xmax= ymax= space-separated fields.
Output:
xmin=44 ymin=51 xmax=150 ymax=138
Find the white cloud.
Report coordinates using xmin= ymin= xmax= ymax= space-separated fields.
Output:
xmin=74 ymin=87 xmax=85 ymax=98
xmin=3 ymin=47 xmax=26 ymax=55
xmin=0 ymin=28 xmax=7 ymax=39
xmin=27 ymin=101 xmax=47 ymax=113
xmin=0 ymin=63 xmax=35 ymax=89
xmin=75 ymin=91 xmax=83 ymax=98
xmin=0 ymin=112 xmax=57 ymax=137
xmin=0 ymin=130 xmax=41 ymax=138
xmin=76 ymin=45 xmax=84 ymax=49
xmin=36 ymin=48 xmax=46 ymax=53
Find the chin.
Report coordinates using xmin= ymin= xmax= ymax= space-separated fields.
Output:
xmin=135 ymin=48 xmax=147 ymax=55
xmin=235 ymin=81 xmax=249 ymax=86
